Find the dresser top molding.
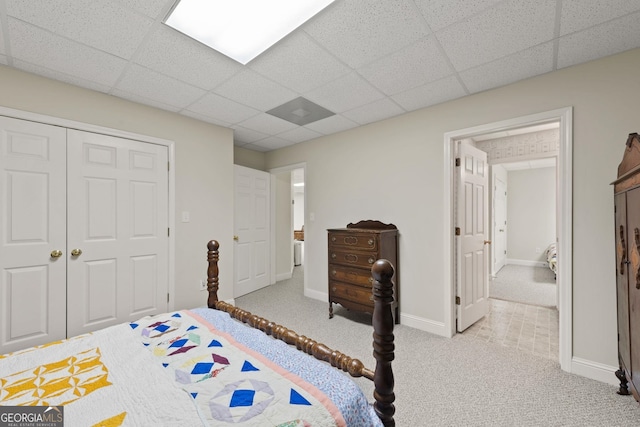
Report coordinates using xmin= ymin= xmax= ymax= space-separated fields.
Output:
xmin=613 ymin=133 xmax=640 ymax=192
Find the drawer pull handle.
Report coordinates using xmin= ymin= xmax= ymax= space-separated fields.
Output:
xmin=344 ymin=236 xmax=358 ymax=245
xmin=331 ymin=253 xmax=336 ymax=259
xmin=331 ymin=236 xmax=336 ymax=242
xmin=332 ymin=270 xmax=336 ymax=276
xmin=332 ymin=287 xmax=336 ymax=292
xmin=369 ymin=277 xmax=373 ymax=283
xmin=368 ymin=239 xmax=374 ymax=245
xmin=369 ymin=295 xmax=374 ymax=301
xmin=368 ymin=257 xmax=374 ymax=264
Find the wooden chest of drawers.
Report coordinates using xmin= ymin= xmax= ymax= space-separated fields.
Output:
xmin=327 ymin=220 xmax=398 ymax=323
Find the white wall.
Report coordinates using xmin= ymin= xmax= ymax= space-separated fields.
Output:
xmin=0 ymin=65 xmax=235 ymax=308
xmin=490 ymin=163 xmax=508 ymax=274
xmin=507 ymin=167 xmax=556 ymax=264
xmin=264 ymin=48 xmax=640 ymax=371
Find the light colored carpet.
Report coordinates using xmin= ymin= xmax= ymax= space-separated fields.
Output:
xmin=490 ymin=264 xmax=557 ymax=308
xmin=234 ymin=267 xmax=640 ymax=426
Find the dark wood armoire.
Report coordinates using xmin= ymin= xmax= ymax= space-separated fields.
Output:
xmin=612 ymin=132 xmax=640 ymax=402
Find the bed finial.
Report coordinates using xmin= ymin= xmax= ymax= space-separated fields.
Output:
xmin=207 ymin=240 xmax=220 ymax=308
xmin=371 ymin=259 xmax=396 ymax=427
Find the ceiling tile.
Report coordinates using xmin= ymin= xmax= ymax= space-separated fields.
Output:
xmin=214 ymin=69 xmax=298 ymax=111
xmin=3 ymin=1 xmax=640 ymax=153
xmin=116 ymin=64 xmax=206 ymax=109
xmin=180 ymin=110 xmax=231 ymax=128
xmin=342 ymin=98 xmax=405 ymax=125
xmin=8 ymin=19 xmax=128 ymax=87
xmin=358 ymin=36 xmax=453 ymax=95
xmin=277 ymin=126 xmax=323 ymax=144
xmin=237 ymin=142 xmax=271 ymax=152
xmin=560 ymin=0 xmax=640 ymax=36
xmin=238 ymin=113 xmax=299 ymax=135
xmin=436 ymin=0 xmax=557 ymax=71
xmin=6 ymin=0 xmax=153 ymax=59
xmin=12 ymin=59 xmax=112 ymax=94
xmin=249 ymin=31 xmax=350 ymax=93
xmin=557 ymin=12 xmax=640 ymax=69
xmin=303 ymin=0 xmax=430 ymax=68
xmin=232 ymin=126 xmax=270 ymax=144
xmin=113 ymin=0 xmax=172 ymax=19
xmin=135 ymin=25 xmax=243 ymax=90
xmin=185 ymin=92 xmax=259 ymax=124
xmin=305 ymin=72 xmax=385 ymax=113
xmin=414 ymin=0 xmax=504 ymax=32
xmin=250 ymin=136 xmax=295 ymax=151
xmin=460 ymin=42 xmax=554 ymax=94
xmin=392 ymin=75 xmax=467 ymax=111
xmin=111 ymin=88 xmax=182 ymax=112
xmin=303 ymin=114 xmax=359 ymax=135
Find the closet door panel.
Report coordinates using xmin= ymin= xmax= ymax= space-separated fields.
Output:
xmin=0 ymin=116 xmax=67 ymax=354
xmin=66 ymin=131 xmax=168 ymax=337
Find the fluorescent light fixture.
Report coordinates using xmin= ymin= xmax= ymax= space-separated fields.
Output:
xmin=294 ymin=183 xmax=305 ymax=187
xmin=165 ymin=0 xmax=335 ymax=65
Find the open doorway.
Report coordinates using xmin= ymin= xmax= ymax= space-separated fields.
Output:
xmin=443 ymin=107 xmax=572 ymax=372
xmin=292 ymin=168 xmax=305 ymax=268
xmin=269 ymin=163 xmax=307 ymax=290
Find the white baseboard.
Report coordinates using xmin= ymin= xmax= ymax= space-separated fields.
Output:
xmin=304 ymin=288 xmax=447 ymax=336
xmin=304 ymin=288 xmax=327 ymax=303
xmin=506 ymin=259 xmax=548 ymax=268
xmin=276 ymin=271 xmax=292 ymax=282
xmin=400 ymin=313 xmax=447 ymax=337
xmin=571 ymin=357 xmax=619 ymax=386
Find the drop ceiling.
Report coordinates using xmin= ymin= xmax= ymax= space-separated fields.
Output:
xmin=1 ymin=0 xmax=639 ymax=152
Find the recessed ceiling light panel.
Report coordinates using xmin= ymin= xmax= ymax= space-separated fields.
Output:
xmin=165 ymin=0 xmax=335 ymax=65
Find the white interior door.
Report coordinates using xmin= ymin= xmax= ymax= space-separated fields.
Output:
xmin=234 ymin=165 xmax=270 ymax=298
xmin=66 ymin=130 xmax=169 ymax=337
xmin=456 ymin=143 xmax=490 ymax=332
xmin=493 ymin=175 xmax=507 ymax=273
xmin=0 ymin=117 xmax=67 ymax=353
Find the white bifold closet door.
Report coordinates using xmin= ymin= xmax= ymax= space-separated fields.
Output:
xmin=0 ymin=116 xmax=169 ymax=354
xmin=66 ymin=130 xmax=169 ymax=337
xmin=0 ymin=117 xmax=67 ymax=354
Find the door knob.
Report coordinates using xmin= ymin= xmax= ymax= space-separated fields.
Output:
xmin=233 ymin=235 xmax=239 ymax=241
xmin=484 ymin=240 xmax=492 ymax=245
xmin=50 ymin=250 xmax=63 ymax=258
xmin=71 ymin=249 xmax=83 ymax=257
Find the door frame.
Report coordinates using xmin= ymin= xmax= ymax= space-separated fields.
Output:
xmin=443 ymin=107 xmax=573 ymax=372
xmin=0 ymin=105 xmax=176 ymax=310
xmin=269 ymin=162 xmax=307 ymax=287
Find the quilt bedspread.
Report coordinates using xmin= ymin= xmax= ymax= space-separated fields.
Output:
xmin=0 ymin=310 xmax=361 ymax=426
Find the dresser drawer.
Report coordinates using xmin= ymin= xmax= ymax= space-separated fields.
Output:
xmin=329 ymin=264 xmax=373 ymax=288
xmin=329 ymin=281 xmax=374 ymax=307
xmin=329 ymin=248 xmax=377 ymax=269
xmin=328 ymin=232 xmax=378 ymax=251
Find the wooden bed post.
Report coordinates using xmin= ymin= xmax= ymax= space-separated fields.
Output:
xmin=205 ymin=240 xmax=395 ymax=426
xmin=372 ymin=259 xmax=396 ymax=427
xmin=207 ymin=240 xmax=220 ymax=309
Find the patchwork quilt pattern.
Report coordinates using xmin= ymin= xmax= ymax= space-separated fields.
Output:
xmin=0 ymin=309 xmax=379 ymax=426
xmin=0 ymin=347 xmax=111 ymax=406
xmin=131 ymin=312 xmax=344 ymax=426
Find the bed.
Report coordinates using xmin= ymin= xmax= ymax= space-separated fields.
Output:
xmin=0 ymin=240 xmax=396 ymax=426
